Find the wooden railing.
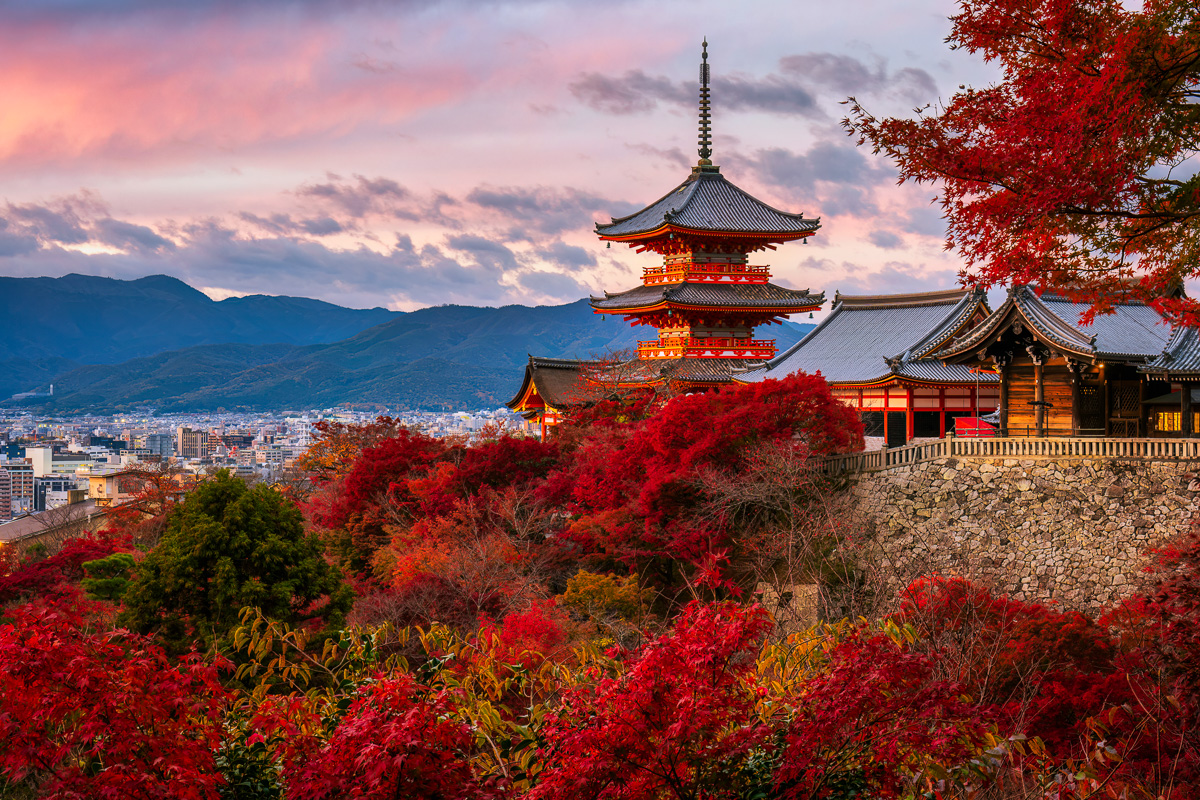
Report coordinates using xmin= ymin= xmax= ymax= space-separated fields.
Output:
xmin=642 ymin=264 xmax=770 ymax=285
xmin=637 ymin=337 xmax=776 ymax=359
xmin=811 ymin=436 xmax=1200 ymax=477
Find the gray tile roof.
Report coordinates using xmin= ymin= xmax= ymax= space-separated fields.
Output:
xmin=596 ymin=166 xmax=820 ymax=238
xmin=1039 ymin=297 xmax=1170 ymax=358
xmin=591 ymin=282 xmax=823 ymax=311
xmin=1142 ymin=326 xmax=1200 ymax=375
xmin=737 ymin=289 xmax=988 ymax=385
xmin=593 ymin=356 xmax=764 ymax=385
xmin=506 ymin=357 xmax=592 ymax=410
xmin=942 ymin=286 xmax=1171 ymax=361
xmin=895 ymin=361 xmax=1000 ymax=384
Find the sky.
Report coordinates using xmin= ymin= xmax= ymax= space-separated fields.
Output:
xmin=0 ymin=0 xmax=1001 ymax=313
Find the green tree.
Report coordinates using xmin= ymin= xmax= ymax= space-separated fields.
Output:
xmin=80 ymin=552 xmax=135 ymax=602
xmin=120 ymin=470 xmax=353 ymax=652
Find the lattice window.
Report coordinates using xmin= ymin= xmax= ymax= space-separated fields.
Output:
xmin=1112 ymin=383 xmax=1140 ymax=415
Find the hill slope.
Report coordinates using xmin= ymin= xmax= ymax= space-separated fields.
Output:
xmin=0 ymin=274 xmax=399 ymax=364
xmin=19 ymin=300 xmax=815 ymax=412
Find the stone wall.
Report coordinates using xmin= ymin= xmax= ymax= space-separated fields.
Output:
xmin=847 ymin=456 xmax=1200 ymax=609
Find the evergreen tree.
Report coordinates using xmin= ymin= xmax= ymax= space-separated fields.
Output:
xmin=120 ymin=470 xmax=353 ymax=652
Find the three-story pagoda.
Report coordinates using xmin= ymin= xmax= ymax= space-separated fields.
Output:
xmin=590 ymin=40 xmax=824 ymax=390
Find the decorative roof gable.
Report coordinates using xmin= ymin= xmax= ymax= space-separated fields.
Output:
xmin=941 ymin=286 xmax=1170 ymax=362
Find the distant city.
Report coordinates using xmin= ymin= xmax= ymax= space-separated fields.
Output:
xmin=0 ymin=406 xmax=524 ymax=523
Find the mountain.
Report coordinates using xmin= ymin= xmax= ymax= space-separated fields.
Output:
xmin=0 ymin=357 xmax=81 ymax=400
xmin=0 ymin=274 xmax=399 ymax=364
xmin=14 ymin=299 xmax=816 ymax=412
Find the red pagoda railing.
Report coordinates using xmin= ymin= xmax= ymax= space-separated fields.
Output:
xmin=637 ymin=337 xmax=776 ymax=359
xmin=642 ymin=264 xmax=770 ymax=285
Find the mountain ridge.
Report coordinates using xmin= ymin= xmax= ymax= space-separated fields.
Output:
xmin=1 ymin=275 xmax=816 ymax=412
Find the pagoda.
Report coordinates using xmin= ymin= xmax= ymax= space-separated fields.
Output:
xmin=590 ymin=40 xmax=825 ymax=391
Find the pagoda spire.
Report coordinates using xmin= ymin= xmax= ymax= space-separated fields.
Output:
xmin=697 ymin=38 xmax=713 ymax=166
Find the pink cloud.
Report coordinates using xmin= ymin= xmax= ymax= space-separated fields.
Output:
xmin=0 ymin=16 xmax=476 ymax=170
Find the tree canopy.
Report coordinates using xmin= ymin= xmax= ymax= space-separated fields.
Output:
xmin=847 ymin=0 xmax=1200 ymax=320
xmin=120 ymin=470 xmax=353 ymax=651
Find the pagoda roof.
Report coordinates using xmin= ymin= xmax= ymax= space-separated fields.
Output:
xmin=592 ymin=356 xmax=765 ymax=386
xmin=595 ymin=165 xmax=820 ymax=241
xmin=940 ymin=285 xmax=1171 ymax=362
xmin=591 ymin=281 xmax=823 ymax=313
xmin=505 ymin=356 xmax=593 ymax=412
xmin=736 ymin=288 xmax=993 ymax=386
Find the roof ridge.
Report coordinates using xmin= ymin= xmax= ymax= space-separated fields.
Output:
xmin=600 ymin=173 xmax=699 ymax=227
xmin=834 ymin=288 xmax=973 ymax=308
xmin=909 ymin=291 xmax=987 ymax=359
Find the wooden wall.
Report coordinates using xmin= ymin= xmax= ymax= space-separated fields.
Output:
xmin=1006 ymin=358 xmax=1079 ymax=435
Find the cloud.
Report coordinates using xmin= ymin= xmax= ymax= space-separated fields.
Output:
xmin=94 ymin=218 xmax=175 ymax=252
xmin=465 ymin=185 xmax=635 ymax=238
xmin=0 ymin=224 xmax=39 ymax=257
xmin=517 ymin=270 xmax=589 ymax=300
xmin=571 ymin=70 xmax=816 ymax=117
xmin=570 ymin=51 xmax=934 ymax=119
xmin=0 ymin=173 xmax=647 ymax=312
xmin=0 ymin=16 xmax=476 ymax=169
xmin=5 ymin=198 xmax=96 ymax=244
xmin=902 ymin=205 xmax=947 ymax=238
xmin=542 ymin=240 xmax=596 ymax=271
xmin=738 ymin=139 xmax=893 ymax=216
xmin=779 ymin=53 xmax=937 ymax=101
xmin=867 ymin=230 xmax=902 ymax=249
xmin=237 ymin=211 xmax=345 ymax=237
xmin=445 ymin=234 xmax=521 ymax=273
xmin=296 ymin=175 xmax=412 ymax=219
xmin=834 ymin=261 xmax=962 ymax=296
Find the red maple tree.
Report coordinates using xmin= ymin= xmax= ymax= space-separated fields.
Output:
xmin=846 ymin=0 xmax=1200 ymax=319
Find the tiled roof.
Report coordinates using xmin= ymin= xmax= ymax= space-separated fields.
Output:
xmin=591 ymin=282 xmax=823 ymax=311
xmin=737 ymin=289 xmax=987 ymax=385
xmin=1142 ymin=326 xmax=1200 ymax=375
xmin=895 ymin=361 xmax=1000 ymax=384
xmin=506 ymin=357 xmax=592 ymax=410
xmin=942 ymin=286 xmax=1170 ymax=361
xmin=1039 ymin=297 xmax=1170 ymax=358
xmin=591 ymin=357 xmax=763 ymax=385
xmin=596 ymin=166 xmax=820 ymax=238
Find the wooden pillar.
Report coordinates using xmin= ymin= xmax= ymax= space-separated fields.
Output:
xmin=1103 ymin=366 xmax=1111 ymax=437
xmin=1028 ymin=347 xmax=1045 ymax=437
xmin=906 ymin=387 xmax=914 ymax=441
xmin=1139 ymin=378 xmax=1147 ymax=437
xmin=1035 ymin=361 xmax=1045 ymax=436
xmin=1183 ymin=382 xmax=1193 ymax=437
xmin=939 ymin=387 xmax=947 ymax=437
xmin=999 ymin=359 xmax=1010 ymax=436
xmin=1068 ymin=360 xmax=1081 ymax=437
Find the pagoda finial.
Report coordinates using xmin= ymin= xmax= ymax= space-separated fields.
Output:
xmin=697 ymin=38 xmax=713 ymax=166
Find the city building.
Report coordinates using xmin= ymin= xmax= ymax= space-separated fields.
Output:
xmin=2 ymin=462 xmax=35 ymax=516
xmin=35 ymin=475 xmax=84 ymax=512
xmin=0 ymin=470 xmax=10 ymax=519
xmin=87 ymin=467 xmax=143 ymax=508
xmin=143 ymin=433 xmax=174 ymax=458
xmin=177 ymin=427 xmax=211 ymax=460
xmin=26 ymin=447 xmax=94 ymax=477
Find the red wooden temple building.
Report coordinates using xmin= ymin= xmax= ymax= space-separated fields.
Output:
xmin=735 ymin=289 xmax=998 ymax=447
xmin=938 ymin=286 xmax=1176 ymax=437
xmin=508 ymin=41 xmax=823 ymax=431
